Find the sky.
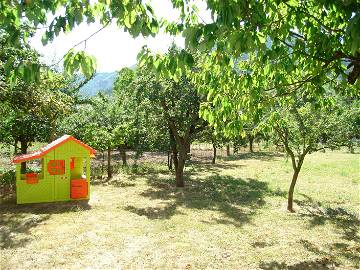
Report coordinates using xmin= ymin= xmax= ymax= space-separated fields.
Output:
xmin=30 ymin=0 xmax=209 ymax=73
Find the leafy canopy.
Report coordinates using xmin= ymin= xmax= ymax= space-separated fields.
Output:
xmin=1 ymin=0 xmax=159 ymax=81
xmin=138 ymin=0 xmax=359 ymax=136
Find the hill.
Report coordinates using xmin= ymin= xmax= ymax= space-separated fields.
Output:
xmin=79 ymin=72 xmax=117 ymax=97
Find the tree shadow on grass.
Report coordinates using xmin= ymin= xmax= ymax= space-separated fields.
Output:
xmin=124 ymin=173 xmax=286 ymax=227
xmin=259 ymin=257 xmax=338 ymax=270
xmin=258 ymin=195 xmax=360 ymax=269
xmin=0 ymin=200 xmax=91 ymax=249
xmin=252 ymin=241 xmax=276 ymax=248
xmin=0 ymin=213 xmax=50 ymax=249
xmin=295 ymin=194 xmax=360 ymax=242
xmin=299 ymin=239 xmax=360 ymax=269
xmin=220 ymin=151 xmax=284 ymax=162
xmin=124 ymin=203 xmax=180 ymax=220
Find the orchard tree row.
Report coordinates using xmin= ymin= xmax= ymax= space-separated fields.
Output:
xmin=1 ymin=41 xmax=358 ymax=212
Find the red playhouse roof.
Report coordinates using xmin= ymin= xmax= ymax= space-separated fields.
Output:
xmin=13 ymin=135 xmax=96 ymax=163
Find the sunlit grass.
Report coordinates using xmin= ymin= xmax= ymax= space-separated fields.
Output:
xmin=0 ymin=150 xmax=359 ymax=269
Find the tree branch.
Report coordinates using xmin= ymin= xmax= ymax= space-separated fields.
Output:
xmin=51 ymin=23 xmax=109 ymax=67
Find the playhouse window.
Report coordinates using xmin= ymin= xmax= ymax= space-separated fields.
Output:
xmin=22 ymin=159 xmax=42 ymax=174
xmin=48 ymin=160 xmax=65 ymax=175
xmin=20 ymin=158 xmax=43 ymax=180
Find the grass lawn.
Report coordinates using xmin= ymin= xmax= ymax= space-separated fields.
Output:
xmin=0 ymin=150 xmax=359 ymax=269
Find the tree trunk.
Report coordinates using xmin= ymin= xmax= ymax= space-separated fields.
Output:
xmin=175 ymin=154 xmax=185 ymax=187
xmin=166 ymin=121 xmax=189 ymax=187
xmin=14 ymin=140 xmax=18 ymax=155
xmin=348 ymin=142 xmax=354 ymax=154
xmin=212 ymin=143 xmax=217 ymax=164
xmin=249 ymin=135 xmax=254 ymax=153
xmin=49 ymin=119 xmax=56 ymax=142
xmin=20 ymin=140 xmax=28 ymax=173
xmin=172 ymin=144 xmax=186 ymax=187
xmin=226 ymin=144 xmax=230 ymax=156
xmin=107 ymin=147 xmax=112 ymax=180
xmin=20 ymin=141 xmax=27 ymax=154
xmin=173 ymin=150 xmax=178 ymax=172
xmin=287 ymin=167 xmax=300 ymax=212
xmin=186 ymin=142 xmax=191 ymax=154
xmin=287 ymin=152 xmax=306 ymax=212
xmin=119 ymin=145 xmax=127 ymax=166
xmin=167 ymin=151 xmax=173 ymax=170
xmin=169 ymin=128 xmax=177 ymax=170
xmin=101 ymin=151 xmax=105 ymax=177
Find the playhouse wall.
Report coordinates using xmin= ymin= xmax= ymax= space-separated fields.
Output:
xmin=55 ymin=140 xmax=91 ymax=202
xmin=54 ymin=140 xmax=90 ymax=158
xmin=16 ymin=150 xmax=55 ymax=204
xmin=16 ymin=140 xmax=92 ymax=204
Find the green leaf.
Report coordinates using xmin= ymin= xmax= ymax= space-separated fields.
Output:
xmin=257 ymin=32 xmax=266 ymax=44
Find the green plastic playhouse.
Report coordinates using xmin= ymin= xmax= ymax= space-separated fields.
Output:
xmin=13 ymin=135 xmax=96 ymax=204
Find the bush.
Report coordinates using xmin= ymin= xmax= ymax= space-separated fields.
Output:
xmin=0 ymin=168 xmax=16 ymax=196
xmin=0 ymin=168 xmax=15 ymax=185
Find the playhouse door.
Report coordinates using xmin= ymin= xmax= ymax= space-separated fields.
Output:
xmin=51 ymin=154 xmax=70 ymax=201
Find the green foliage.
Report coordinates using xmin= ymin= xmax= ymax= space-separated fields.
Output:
xmin=60 ymin=88 xmax=146 ymax=158
xmin=1 ymin=0 xmax=358 ymax=194
xmin=133 ymin=67 xmax=203 ymax=143
xmin=113 ymin=67 xmax=161 ymax=153
xmin=0 ymin=33 xmax=41 ymax=84
xmin=113 ymin=68 xmax=135 ymax=99
xmin=137 ymin=0 xmax=360 ymax=144
xmin=64 ymin=50 xmax=97 ymax=79
xmin=253 ymin=91 xmax=359 ymax=211
xmin=0 ymin=168 xmax=16 ymax=187
xmin=0 ymin=64 xmax=76 ymax=151
xmin=262 ymin=95 xmax=359 ymax=157
xmin=1 ymin=0 xmax=159 ymax=81
xmin=60 ymin=94 xmax=119 ymax=151
xmin=0 ymin=31 xmax=90 ymax=151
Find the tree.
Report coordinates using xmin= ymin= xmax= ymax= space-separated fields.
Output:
xmin=137 ymin=4 xmax=359 ymax=213
xmin=113 ymin=67 xmax=137 ymax=165
xmin=0 ymin=35 xmax=88 ymax=155
xmin=0 ymin=69 xmax=74 ymax=151
xmin=334 ymin=98 xmax=360 ymax=153
xmin=0 ymin=71 xmax=75 ymax=172
xmin=60 ymin=93 xmax=126 ymax=179
xmin=3 ymin=1 xmax=359 ymax=90
xmin=226 ymin=144 xmax=231 ymax=156
xmin=260 ymin=93 xmax=358 ymax=212
xmin=113 ymin=68 xmax=136 ymax=98
xmin=129 ymin=51 xmax=204 ymax=186
xmin=138 ymin=1 xmax=359 ymax=150
xmin=195 ymin=126 xmax=230 ymax=164
xmin=243 ymin=111 xmax=264 ymax=153
xmin=114 ymin=67 xmax=167 ymax=165
xmin=138 ymin=71 xmax=203 ymax=186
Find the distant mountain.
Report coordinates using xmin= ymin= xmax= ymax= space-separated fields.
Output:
xmin=79 ymin=72 xmax=117 ymax=97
